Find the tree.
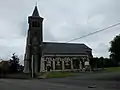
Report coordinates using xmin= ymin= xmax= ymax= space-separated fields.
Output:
xmin=109 ymin=34 xmax=120 ymax=66
xmin=9 ymin=53 xmax=20 ymax=73
xmin=97 ymin=57 xmax=103 ymax=69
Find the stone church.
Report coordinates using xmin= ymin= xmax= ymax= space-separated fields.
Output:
xmin=24 ymin=6 xmax=93 ymax=73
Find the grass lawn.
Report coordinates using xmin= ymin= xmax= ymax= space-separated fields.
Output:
xmin=43 ymin=71 xmax=78 ymax=78
xmin=103 ymin=67 xmax=120 ymax=73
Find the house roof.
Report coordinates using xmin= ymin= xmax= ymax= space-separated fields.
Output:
xmin=42 ymin=42 xmax=92 ymax=55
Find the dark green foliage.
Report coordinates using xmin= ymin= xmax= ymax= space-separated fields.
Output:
xmin=109 ymin=34 xmax=120 ymax=65
xmin=89 ymin=57 xmax=97 ymax=70
xmin=90 ymin=57 xmax=118 ymax=69
xmin=9 ymin=53 xmax=20 ymax=73
xmin=0 ymin=67 xmax=1 ymax=78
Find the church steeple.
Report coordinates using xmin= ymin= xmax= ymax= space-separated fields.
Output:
xmin=32 ymin=5 xmax=40 ymax=17
xmin=24 ymin=4 xmax=44 ymax=73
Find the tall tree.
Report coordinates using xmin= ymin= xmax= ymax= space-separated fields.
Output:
xmin=109 ymin=34 xmax=120 ymax=65
xmin=9 ymin=53 xmax=20 ymax=73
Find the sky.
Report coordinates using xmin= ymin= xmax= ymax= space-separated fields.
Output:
xmin=0 ymin=0 xmax=120 ymax=65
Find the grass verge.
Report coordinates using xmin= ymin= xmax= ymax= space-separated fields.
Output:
xmin=102 ymin=67 xmax=120 ymax=73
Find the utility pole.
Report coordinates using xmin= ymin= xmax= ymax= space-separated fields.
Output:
xmin=31 ymin=55 xmax=34 ymax=78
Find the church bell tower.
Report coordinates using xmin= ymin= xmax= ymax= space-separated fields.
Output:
xmin=24 ymin=5 xmax=44 ymax=73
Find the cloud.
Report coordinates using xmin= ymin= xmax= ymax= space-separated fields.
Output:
xmin=0 ymin=0 xmax=120 ymax=65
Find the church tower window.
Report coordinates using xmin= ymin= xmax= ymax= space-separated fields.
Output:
xmin=32 ymin=21 xmax=40 ymax=27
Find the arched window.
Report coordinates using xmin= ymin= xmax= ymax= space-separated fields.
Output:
xmin=32 ymin=21 xmax=40 ymax=27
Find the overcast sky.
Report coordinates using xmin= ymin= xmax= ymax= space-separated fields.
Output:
xmin=0 ymin=0 xmax=120 ymax=65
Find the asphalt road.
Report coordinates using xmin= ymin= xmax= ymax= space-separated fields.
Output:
xmin=0 ymin=72 xmax=120 ymax=90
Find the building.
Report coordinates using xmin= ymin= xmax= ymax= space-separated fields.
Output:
xmin=0 ymin=61 xmax=10 ymax=74
xmin=24 ymin=6 xmax=93 ymax=73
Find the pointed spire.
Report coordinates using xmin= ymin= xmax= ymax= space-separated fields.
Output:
xmin=32 ymin=5 xmax=40 ymax=17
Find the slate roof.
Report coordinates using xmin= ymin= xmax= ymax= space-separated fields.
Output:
xmin=42 ymin=42 xmax=92 ymax=55
xmin=32 ymin=6 xmax=40 ymax=17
